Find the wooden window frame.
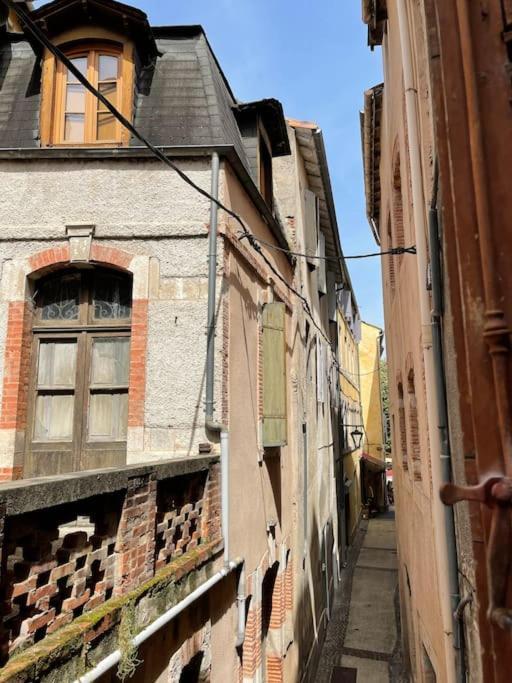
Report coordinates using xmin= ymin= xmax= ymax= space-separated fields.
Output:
xmin=25 ymin=268 xmax=132 ymax=477
xmin=40 ymin=32 xmax=134 ymax=148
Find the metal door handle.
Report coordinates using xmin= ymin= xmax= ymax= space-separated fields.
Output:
xmin=441 ymin=477 xmax=512 ymax=630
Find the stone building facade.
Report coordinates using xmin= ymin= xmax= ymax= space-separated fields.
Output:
xmin=0 ymin=2 xmax=359 ymax=681
xmin=362 ymin=0 xmax=512 ymax=681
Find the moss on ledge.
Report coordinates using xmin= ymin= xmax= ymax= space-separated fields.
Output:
xmin=0 ymin=539 xmax=223 ymax=683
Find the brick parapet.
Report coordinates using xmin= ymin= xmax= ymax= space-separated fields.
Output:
xmin=0 ymin=462 xmax=222 ymax=664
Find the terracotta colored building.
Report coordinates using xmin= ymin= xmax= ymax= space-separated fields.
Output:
xmin=362 ymin=0 xmax=512 ymax=681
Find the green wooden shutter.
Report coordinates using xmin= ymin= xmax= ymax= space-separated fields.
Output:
xmin=262 ymin=302 xmax=287 ymax=447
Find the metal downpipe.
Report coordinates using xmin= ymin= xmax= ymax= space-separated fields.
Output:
xmin=429 ymin=187 xmax=465 ymax=682
xmin=205 ymin=151 xmax=224 ymax=434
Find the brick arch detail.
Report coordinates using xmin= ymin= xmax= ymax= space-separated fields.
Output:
xmin=0 ymin=244 xmax=148 ymax=481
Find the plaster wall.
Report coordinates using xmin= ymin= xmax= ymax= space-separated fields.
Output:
xmin=0 ymin=158 xmax=226 ymax=467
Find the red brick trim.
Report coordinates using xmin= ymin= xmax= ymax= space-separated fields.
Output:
xmin=266 ymin=655 xmax=284 ymax=682
xmin=0 ymin=302 xmax=32 ymax=431
xmin=90 ymin=244 xmax=133 ymax=271
xmin=242 ymin=606 xmax=262 ymax=677
xmin=0 ymin=468 xmax=22 ymax=482
xmin=0 ymin=245 xmax=144 ymax=482
xmin=128 ymin=300 xmax=148 ymax=427
xmin=28 ymin=246 xmax=70 ymax=273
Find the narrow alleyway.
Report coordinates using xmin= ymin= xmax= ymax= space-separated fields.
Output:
xmin=316 ymin=512 xmax=404 ymax=682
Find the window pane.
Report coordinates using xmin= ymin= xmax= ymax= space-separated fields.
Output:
xmin=93 ymin=274 xmax=131 ymax=320
xmin=98 ymin=55 xmax=118 ymax=81
xmin=66 ymin=84 xmax=85 ymax=113
xmin=67 ymin=57 xmax=87 ymax=83
xmin=40 ymin=275 xmax=80 ymax=321
xmin=65 ymin=114 xmax=85 ymax=142
xmin=91 ymin=338 xmax=130 ymax=386
xmin=88 ymin=392 xmax=127 ymax=441
xmin=97 ymin=113 xmax=116 ymax=141
xmin=38 ymin=341 xmax=77 ymax=387
xmin=35 ymin=394 xmax=74 ymax=441
xmin=98 ymin=82 xmax=117 ymax=111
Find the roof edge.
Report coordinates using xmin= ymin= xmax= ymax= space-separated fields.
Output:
xmin=362 ymin=83 xmax=383 ymax=246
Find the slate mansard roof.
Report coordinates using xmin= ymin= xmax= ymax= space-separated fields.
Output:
xmin=0 ymin=10 xmax=289 ymax=169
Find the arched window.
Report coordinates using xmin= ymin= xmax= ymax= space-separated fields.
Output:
xmin=25 ymin=268 xmax=132 ymax=477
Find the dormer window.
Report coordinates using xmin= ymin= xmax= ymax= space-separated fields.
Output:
xmin=57 ymin=48 xmax=121 ymax=144
xmin=40 ymin=38 xmax=135 ymax=147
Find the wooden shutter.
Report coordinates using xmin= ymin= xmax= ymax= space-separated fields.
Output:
xmin=316 ymin=339 xmax=326 ymax=404
xmin=317 ymin=231 xmax=327 ymax=295
xmin=304 ymin=189 xmax=319 ymax=269
xmin=262 ymin=302 xmax=287 ymax=447
xmin=327 ymin=272 xmax=337 ymax=322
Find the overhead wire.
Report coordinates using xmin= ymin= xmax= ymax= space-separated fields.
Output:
xmin=3 ymin=0 xmax=251 ymax=238
xmin=239 ymin=232 xmax=416 ymax=261
xmin=7 ymin=0 xmax=359 ymax=363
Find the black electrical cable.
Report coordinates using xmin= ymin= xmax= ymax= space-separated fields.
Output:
xmin=238 ymin=232 xmax=416 ymax=261
xmin=3 ymin=0 xmax=251 ymax=237
xmin=6 ymin=0 xmax=342 ymax=358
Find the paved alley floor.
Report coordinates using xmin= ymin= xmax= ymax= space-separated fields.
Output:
xmin=316 ymin=511 xmax=405 ymax=683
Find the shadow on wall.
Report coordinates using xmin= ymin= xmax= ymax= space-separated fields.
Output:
xmin=294 ymin=511 xmax=333 ymax=683
xmin=127 ymin=573 xmax=238 ymax=683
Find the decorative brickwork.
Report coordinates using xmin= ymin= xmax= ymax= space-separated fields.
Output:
xmin=128 ymin=300 xmax=148 ymax=428
xmin=155 ymin=472 xmax=207 ymax=571
xmin=407 ymin=369 xmax=422 ymax=481
xmin=114 ymin=474 xmax=157 ymax=595
xmin=0 ymin=302 xmax=32 ymax=432
xmin=266 ymin=655 xmax=283 ymax=682
xmin=201 ymin=462 xmax=221 ymax=542
xmin=0 ymin=465 xmax=219 ymax=662
xmin=0 ymin=493 xmax=122 ymax=661
xmin=90 ymin=244 xmax=133 ymax=271
xmin=28 ymin=246 xmax=70 ymax=274
xmin=242 ymin=603 xmax=262 ymax=679
xmin=397 ymin=381 xmax=409 ymax=472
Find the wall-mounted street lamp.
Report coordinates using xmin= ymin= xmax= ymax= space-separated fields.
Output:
xmin=350 ymin=427 xmax=364 ymax=450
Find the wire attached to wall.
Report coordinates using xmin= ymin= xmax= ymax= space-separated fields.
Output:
xmin=6 ymin=0 xmax=349 ymax=364
xmin=239 ymin=232 xmax=416 ymax=261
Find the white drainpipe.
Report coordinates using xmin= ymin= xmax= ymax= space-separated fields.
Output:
xmin=76 ymin=560 xmax=242 ymax=683
xmin=396 ymin=2 xmax=456 ymax=681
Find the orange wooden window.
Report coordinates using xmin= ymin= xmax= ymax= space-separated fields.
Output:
xmin=42 ymin=41 xmax=133 ymax=147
